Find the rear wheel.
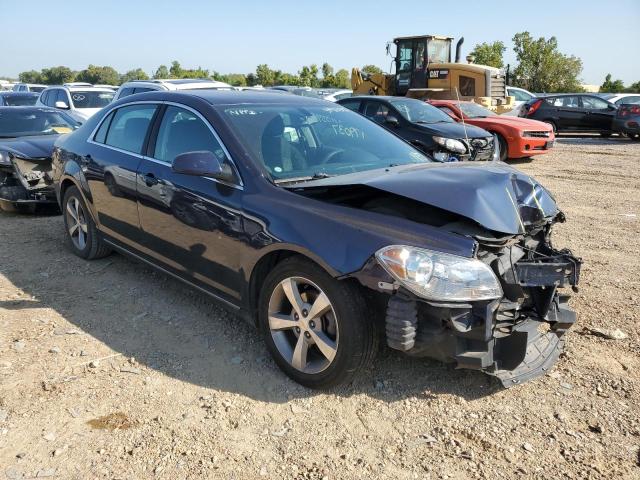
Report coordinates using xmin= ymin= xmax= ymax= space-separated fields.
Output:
xmin=63 ymin=186 xmax=111 ymax=260
xmin=495 ymin=133 xmax=508 ymax=162
xmin=258 ymin=257 xmax=378 ymax=388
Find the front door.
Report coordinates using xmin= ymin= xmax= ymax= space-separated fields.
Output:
xmin=551 ymin=96 xmax=583 ymax=130
xmin=395 ymin=40 xmax=413 ymax=96
xmin=580 ymin=96 xmax=615 ymax=132
xmin=84 ymin=103 xmax=158 ymax=246
xmin=136 ymin=105 xmax=245 ymax=303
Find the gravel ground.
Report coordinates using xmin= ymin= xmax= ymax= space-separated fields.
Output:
xmin=1 ymin=137 xmax=639 ymax=479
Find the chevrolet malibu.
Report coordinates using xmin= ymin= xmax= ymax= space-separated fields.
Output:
xmin=52 ymin=91 xmax=581 ymax=388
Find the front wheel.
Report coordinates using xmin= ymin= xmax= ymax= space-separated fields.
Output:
xmin=63 ymin=186 xmax=111 ymax=260
xmin=495 ymin=134 xmax=509 ymax=162
xmin=544 ymin=121 xmax=557 ymax=135
xmin=258 ymin=257 xmax=378 ymax=389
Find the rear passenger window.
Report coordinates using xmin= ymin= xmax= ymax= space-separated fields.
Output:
xmin=104 ymin=105 xmax=157 ymax=154
xmin=94 ymin=111 xmax=115 ymax=144
xmin=153 ymin=106 xmax=227 ymax=165
xmin=340 ymin=100 xmax=361 ymax=112
xmin=364 ymin=102 xmax=390 ymax=124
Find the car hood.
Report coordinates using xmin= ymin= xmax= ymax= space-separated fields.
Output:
xmin=469 ymin=115 xmax=552 ymax=130
xmin=0 ymin=135 xmax=58 ymax=158
xmin=414 ymin=121 xmax=491 ymax=139
xmin=291 ymin=162 xmax=559 ymax=235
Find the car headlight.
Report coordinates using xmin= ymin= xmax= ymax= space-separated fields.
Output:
xmin=376 ymin=245 xmax=503 ymax=301
xmin=432 ymin=136 xmax=467 ymax=154
xmin=0 ymin=150 xmax=11 ymax=165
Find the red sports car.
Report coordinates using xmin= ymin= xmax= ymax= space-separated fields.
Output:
xmin=428 ymin=100 xmax=555 ymax=161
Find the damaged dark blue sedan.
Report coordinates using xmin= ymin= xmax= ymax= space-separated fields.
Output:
xmin=52 ymin=91 xmax=581 ymax=388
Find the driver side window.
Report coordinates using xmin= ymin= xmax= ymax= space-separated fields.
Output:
xmin=364 ymin=102 xmax=390 ymax=124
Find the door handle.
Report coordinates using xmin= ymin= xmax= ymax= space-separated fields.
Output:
xmin=143 ymin=172 xmax=159 ymax=187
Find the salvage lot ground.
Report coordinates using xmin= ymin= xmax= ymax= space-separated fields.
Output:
xmin=1 ymin=137 xmax=639 ymax=480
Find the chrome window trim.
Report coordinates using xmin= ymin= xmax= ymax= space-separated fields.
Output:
xmin=86 ymin=100 xmax=244 ymax=189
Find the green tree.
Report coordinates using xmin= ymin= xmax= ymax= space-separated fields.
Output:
xmin=600 ymin=73 xmax=625 ymax=93
xmin=169 ymin=61 xmax=183 ymax=78
xmin=275 ymin=72 xmax=300 ymax=85
xmin=255 ymin=64 xmax=276 ymax=86
xmin=40 ymin=66 xmax=75 ymax=85
xmin=120 ymin=68 xmax=149 ymax=83
xmin=625 ymin=81 xmax=640 ymax=93
xmin=334 ymin=69 xmax=350 ymax=89
xmin=321 ymin=62 xmax=335 ymax=87
xmin=18 ymin=70 xmax=44 ymax=83
xmin=154 ymin=65 xmax=169 ymax=79
xmin=361 ymin=65 xmax=383 ymax=75
xmin=214 ymin=72 xmax=246 ymax=86
xmin=75 ymin=65 xmax=120 ymax=85
xmin=511 ymin=32 xmax=583 ymax=93
xmin=469 ymin=41 xmax=506 ymax=68
xmin=298 ymin=64 xmax=319 ymax=87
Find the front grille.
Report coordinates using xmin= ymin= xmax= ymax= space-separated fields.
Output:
xmin=522 ymin=130 xmax=550 ymax=138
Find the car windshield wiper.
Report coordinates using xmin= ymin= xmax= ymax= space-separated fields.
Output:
xmin=274 ymin=172 xmax=334 ymax=185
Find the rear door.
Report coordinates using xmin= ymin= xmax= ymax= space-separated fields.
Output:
xmin=549 ymin=96 xmax=584 ymax=130
xmin=136 ymin=104 xmax=245 ymax=303
xmin=580 ymin=96 xmax=616 ymax=132
xmin=85 ymin=103 xmax=159 ymax=245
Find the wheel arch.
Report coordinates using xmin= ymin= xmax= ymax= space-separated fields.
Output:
xmin=246 ymin=247 xmax=343 ymax=325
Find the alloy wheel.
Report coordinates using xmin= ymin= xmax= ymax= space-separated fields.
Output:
xmin=268 ymin=276 xmax=339 ymax=374
xmin=66 ymin=196 xmax=88 ymax=250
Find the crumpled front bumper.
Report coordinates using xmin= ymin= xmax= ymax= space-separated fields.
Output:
xmin=355 ymin=245 xmax=581 ymax=387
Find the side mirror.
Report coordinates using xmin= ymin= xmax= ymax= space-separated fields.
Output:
xmin=172 ymin=151 xmax=235 ymax=183
xmin=385 ymin=115 xmax=400 ymax=127
xmin=55 ymin=101 xmax=69 ymax=109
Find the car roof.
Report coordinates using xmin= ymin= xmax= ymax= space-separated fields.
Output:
xmin=0 ymin=106 xmax=60 ymax=113
xmin=122 ymin=90 xmax=336 ymax=106
xmin=42 ymin=85 xmax=115 ymax=93
xmin=0 ymin=91 xmax=39 ymax=96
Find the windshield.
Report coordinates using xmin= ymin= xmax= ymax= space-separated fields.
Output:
xmin=0 ymin=109 xmax=79 ymax=138
xmin=459 ymin=103 xmax=496 ymax=118
xmin=389 ymin=98 xmax=454 ymax=124
xmin=70 ymin=91 xmax=114 ymax=109
xmin=220 ymin=104 xmax=433 ymax=182
xmin=4 ymin=95 xmax=38 ymax=106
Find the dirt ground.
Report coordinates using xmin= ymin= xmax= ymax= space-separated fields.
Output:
xmin=1 ymin=137 xmax=639 ymax=480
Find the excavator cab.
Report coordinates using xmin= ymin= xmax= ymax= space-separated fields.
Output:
xmin=393 ymin=35 xmax=453 ymax=96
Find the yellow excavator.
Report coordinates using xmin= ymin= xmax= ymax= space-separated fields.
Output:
xmin=352 ymin=35 xmax=514 ymax=113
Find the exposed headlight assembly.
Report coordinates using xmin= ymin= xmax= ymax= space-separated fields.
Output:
xmin=0 ymin=150 xmax=11 ymax=165
xmin=432 ymin=136 xmax=467 ymax=154
xmin=376 ymin=245 xmax=502 ymax=301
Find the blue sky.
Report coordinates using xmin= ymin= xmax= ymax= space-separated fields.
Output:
xmin=2 ymin=0 xmax=639 ymax=85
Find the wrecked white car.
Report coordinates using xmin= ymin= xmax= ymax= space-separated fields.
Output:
xmin=0 ymin=107 xmax=79 ymax=212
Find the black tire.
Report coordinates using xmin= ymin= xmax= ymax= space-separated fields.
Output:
xmin=62 ymin=186 xmax=111 ymax=260
xmin=630 ymin=134 xmax=640 ymax=142
xmin=495 ymin=133 xmax=509 ymax=162
xmin=258 ymin=256 xmax=378 ymax=389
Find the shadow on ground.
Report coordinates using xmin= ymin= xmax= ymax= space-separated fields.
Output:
xmin=1 ymin=212 xmax=502 ymax=406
